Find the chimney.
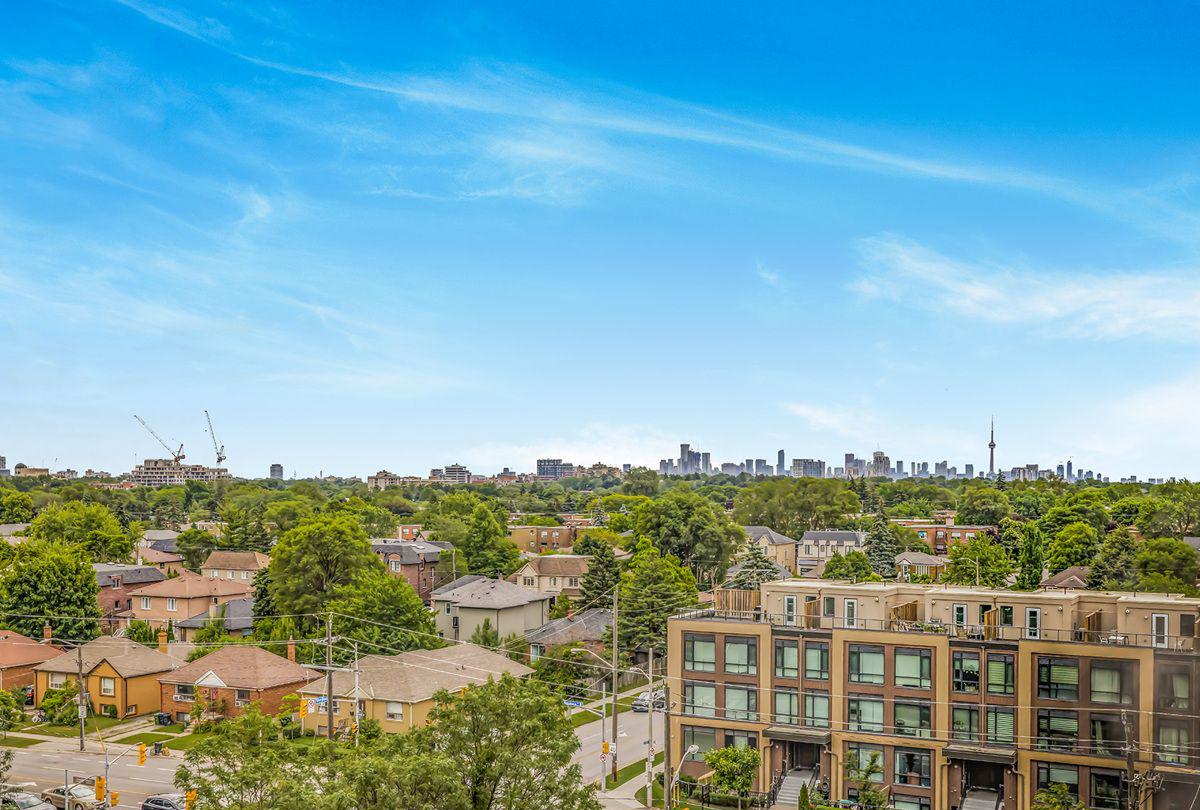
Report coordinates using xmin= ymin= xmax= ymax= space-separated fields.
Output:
xmin=42 ymin=623 xmax=52 ymax=642
xmin=208 ymin=602 xmax=218 ymax=619
xmin=286 ymin=639 xmax=296 ymax=663
xmin=157 ymin=629 xmax=168 ymax=655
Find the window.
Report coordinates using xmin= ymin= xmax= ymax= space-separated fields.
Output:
xmin=568 ymin=577 xmax=579 ymax=587
xmin=724 ymin=730 xmax=756 ymax=749
xmin=845 ymin=744 xmax=884 ymax=782
xmin=803 ymin=692 xmax=829 ymax=728
xmin=242 ymin=570 xmax=250 ymax=579
xmin=174 ymin=684 xmax=195 ymax=702
xmin=683 ymin=635 xmax=716 ymax=672
xmin=894 ymin=748 xmax=932 ymax=787
xmin=822 ymin=596 xmax=835 ymax=617
xmin=385 ymin=701 xmax=403 ymax=721
xmin=848 ymin=645 xmax=884 ymax=684
xmin=1091 ymin=770 xmax=1125 ymax=810
xmin=894 ymin=702 xmax=931 ymax=738
xmin=1159 ymin=667 xmax=1190 ymax=710
xmin=774 ymin=688 xmax=799 ymax=725
xmin=99 ymin=677 xmax=115 ymax=697
xmin=783 ymin=596 xmax=797 ymax=626
xmin=140 ymin=597 xmax=151 ymax=611
xmin=1152 ymin=613 xmax=1169 ymax=648
xmin=952 ymin=604 xmax=967 ymax=627
xmin=952 ymin=652 xmax=980 ymax=693
xmin=804 ymin=642 xmax=829 ymax=680
xmin=529 ymin=643 xmax=544 ymax=662
xmin=683 ymin=726 xmax=717 ymax=760
xmin=1159 ymin=722 xmax=1191 ymax=765
xmin=847 ymin=696 xmax=884 ymax=732
xmin=845 ymin=598 xmax=858 ymax=628
xmin=226 ymin=570 xmax=234 ymax=579
xmin=1036 ymin=763 xmax=1078 ymax=796
xmin=682 ymin=682 xmax=716 ymax=717
xmin=49 ymin=673 xmax=66 ymax=688
xmin=235 ymin=689 xmax=250 ymax=705
xmin=724 ymin=637 xmax=757 ymax=675
xmin=895 ymin=648 xmax=932 ymax=689
xmin=893 ymin=799 xmax=931 ymax=810
xmin=952 ymin=706 xmax=979 ymax=741
xmin=210 ymin=569 xmax=218 ymax=578
xmin=390 ymin=560 xmax=402 ymax=572
xmin=724 ymin=686 xmax=757 ymax=721
xmin=1090 ymin=662 xmax=1132 ymax=705
xmin=167 ymin=597 xmax=177 ymax=612
xmin=522 ymin=576 xmax=535 ymax=587
xmin=999 ymin=605 xmax=1014 ymax=626
xmin=775 ymin=640 xmax=798 ymax=678
xmin=987 ymin=654 xmax=1015 ymax=695
xmin=1036 ymin=710 xmax=1079 ymax=752
xmin=986 ymin=707 xmax=1014 ymax=745
xmin=1090 ymin=714 xmax=1124 ymax=757
xmin=1026 ymin=607 xmax=1041 ymax=639
xmin=1038 ymin=657 xmax=1079 ymax=700
xmin=125 ymin=703 xmax=137 ymax=716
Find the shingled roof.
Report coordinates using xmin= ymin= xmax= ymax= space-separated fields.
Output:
xmin=200 ymin=550 xmax=270 ymax=571
xmin=515 ymin=555 xmax=590 ymax=577
xmin=129 ymin=572 xmax=251 ymax=599
xmin=35 ymin=637 xmax=181 ymax=678
xmin=432 ymin=576 xmax=551 ymax=609
xmin=159 ymin=645 xmax=316 ymax=690
xmin=742 ymin=526 xmax=796 ymax=546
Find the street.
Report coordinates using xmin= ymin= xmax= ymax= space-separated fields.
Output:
xmin=7 ymin=744 xmax=179 ymax=809
xmin=572 ymin=708 xmax=665 ymax=787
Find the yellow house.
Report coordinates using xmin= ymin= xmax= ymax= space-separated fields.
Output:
xmin=297 ymin=643 xmax=532 ymax=736
xmin=33 ymin=636 xmax=182 ymax=719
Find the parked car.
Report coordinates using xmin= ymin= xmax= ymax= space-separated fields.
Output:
xmin=38 ymin=784 xmax=106 ymax=810
xmin=1 ymin=791 xmax=55 ymax=810
xmin=141 ymin=796 xmax=184 ymax=810
xmin=631 ymin=688 xmax=666 ymax=712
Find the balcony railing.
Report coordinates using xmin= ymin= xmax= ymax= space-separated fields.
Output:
xmin=674 ymin=608 xmax=1198 ymax=651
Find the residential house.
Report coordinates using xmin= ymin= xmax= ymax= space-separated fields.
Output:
xmin=200 ymin=550 xmax=270 ymax=584
xmin=509 ymin=555 xmax=590 ymax=599
xmin=1042 ymin=567 xmax=1091 ymax=589
xmin=135 ymin=545 xmax=186 ymax=576
xmin=174 ymin=597 xmax=255 ymax=642
xmin=371 ymin=539 xmax=448 ymax=602
xmin=431 ymin=576 xmax=552 ymax=642
xmin=525 ymin=608 xmax=612 ymax=661
xmin=141 ymin=529 xmax=180 ymax=545
xmin=158 ymin=645 xmax=316 ymax=723
xmin=891 ymin=518 xmax=997 ymax=555
xmin=93 ymin=564 xmax=167 ymax=619
xmin=895 ymin=551 xmax=949 ymax=582
xmin=0 ymin=629 xmax=60 ymax=690
xmin=397 ymin=524 xmax=424 ymax=541
xmin=34 ymin=636 xmax=181 ymax=718
xmin=298 ymin=644 xmax=531 ymax=736
xmin=127 ymin=573 xmax=251 ymax=627
xmin=798 ymin=530 xmax=867 ymax=561
xmin=742 ymin=526 xmax=799 ymax=574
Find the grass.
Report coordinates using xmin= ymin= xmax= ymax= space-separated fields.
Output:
xmin=0 ymin=735 xmax=44 ymax=748
xmin=19 ymin=715 xmax=130 ymax=738
xmin=569 ymin=696 xmax=639 ymax=728
xmin=604 ymin=751 xmax=664 ymax=790
xmin=113 ymin=732 xmax=177 ymax=745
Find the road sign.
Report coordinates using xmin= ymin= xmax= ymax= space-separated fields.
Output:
xmin=563 ymin=700 xmax=583 ymax=708
xmin=78 ymin=704 xmax=87 ymax=719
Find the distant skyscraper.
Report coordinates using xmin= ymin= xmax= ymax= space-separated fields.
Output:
xmin=1066 ymin=460 xmax=1074 ymax=482
xmin=988 ymin=418 xmax=996 ymax=477
xmin=744 ymin=459 xmax=754 ymax=475
xmin=896 ymin=460 xmax=905 ymax=477
xmin=537 ymin=459 xmax=574 ymax=479
xmin=1057 ymin=463 xmax=1065 ymax=479
xmin=777 ymin=450 xmax=785 ymax=476
xmin=964 ymin=464 xmax=974 ymax=478
xmin=934 ymin=460 xmax=949 ymax=477
xmin=754 ymin=459 xmax=769 ymax=476
xmin=679 ymin=444 xmax=691 ymax=475
xmin=269 ymin=463 xmax=283 ymax=480
xmin=701 ymin=452 xmax=712 ymax=475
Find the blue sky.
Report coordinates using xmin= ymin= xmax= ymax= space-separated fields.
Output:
xmin=3 ymin=2 xmax=1200 ymax=479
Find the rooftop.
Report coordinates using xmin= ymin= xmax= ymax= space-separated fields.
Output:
xmin=175 ymin=596 xmax=255 ymax=631
xmin=370 ymin=539 xmax=449 ymax=565
xmin=129 ymin=572 xmax=251 ymax=599
xmin=93 ymin=564 xmax=167 ymax=588
xmin=0 ymin=631 xmax=60 ymax=669
xmin=525 ymin=608 xmax=612 ymax=646
xmin=514 ymin=555 xmax=590 ymax=577
xmin=160 ymin=645 xmax=316 ymax=689
xmin=35 ymin=637 xmax=181 ymax=678
xmin=742 ymin=526 xmax=796 ymax=546
xmin=200 ymin=550 xmax=270 ymax=571
xmin=432 ymin=576 xmax=552 ymax=609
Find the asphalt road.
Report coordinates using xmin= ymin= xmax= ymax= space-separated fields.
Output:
xmin=572 ymin=707 xmax=665 ymax=787
xmin=7 ymin=745 xmax=179 ymax=809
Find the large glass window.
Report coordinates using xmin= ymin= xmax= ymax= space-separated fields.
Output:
xmin=894 ymin=703 xmax=932 ymax=738
xmin=847 ymin=697 xmax=884 ymax=732
xmin=848 ymin=645 xmax=884 ymax=684
xmin=774 ymin=688 xmax=799 ymax=725
xmin=805 ymin=642 xmax=829 ymax=680
xmin=895 ymin=648 xmax=932 ymax=689
xmin=952 ymin=651 xmax=980 ymax=693
xmin=1158 ymin=667 xmax=1190 ymax=710
xmin=725 ymin=730 xmax=757 ymax=749
xmin=1090 ymin=662 xmax=1132 ymax=705
xmin=1090 ymin=770 xmax=1125 ymax=810
xmin=803 ymin=692 xmax=829 ymax=728
xmin=683 ymin=635 xmax=716 ymax=672
xmin=774 ymin=639 xmax=798 ymax=678
xmin=683 ymin=682 xmax=716 ymax=717
xmin=682 ymin=726 xmax=717 ymax=761
xmin=1036 ymin=710 xmax=1079 ymax=752
xmin=845 ymin=745 xmax=885 ymax=782
xmin=987 ymin=654 xmax=1015 ymax=695
xmin=894 ymin=749 xmax=932 ymax=788
xmin=986 ymin=707 xmax=1014 ymax=746
xmin=1159 ymin=722 xmax=1191 ymax=765
xmin=1036 ymin=763 xmax=1078 ymax=796
xmin=1037 ymin=657 xmax=1079 ymax=700
xmin=1090 ymin=714 xmax=1124 ymax=758
xmin=893 ymin=799 xmax=931 ymax=810
xmin=952 ymin=706 xmax=979 ymax=741
xmin=724 ymin=637 xmax=757 ymax=675
xmin=725 ymin=686 xmax=757 ymax=721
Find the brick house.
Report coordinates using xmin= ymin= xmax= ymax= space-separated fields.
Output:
xmin=0 ymin=629 xmax=60 ymax=690
xmin=93 ymin=564 xmax=167 ymax=620
xmin=174 ymin=596 xmax=255 ymax=643
xmin=371 ymin=540 xmax=448 ymax=602
xmin=199 ymin=550 xmax=270 ymax=585
xmin=158 ymin=645 xmax=316 ymax=723
xmin=127 ymin=573 xmax=251 ymax=627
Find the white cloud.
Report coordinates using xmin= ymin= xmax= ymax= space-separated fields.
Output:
xmin=756 ymin=262 xmax=780 ymax=287
xmin=855 ymin=235 xmax=1200 ymax=342
xmin=783 ymin=403 xmax=869 ymax=438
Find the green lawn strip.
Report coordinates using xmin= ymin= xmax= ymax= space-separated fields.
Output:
xmin=112 ymin=732 xmax=177 ymax=745
xmin=569 ymin=696 xmax=638 ymax=728
xmin=0 ymin=735 xmax=45 ymax=748
xmin=604 ymin=751 xmax=664 ymax=790
xmin=19 ymin=715 xmax=132 ymax=738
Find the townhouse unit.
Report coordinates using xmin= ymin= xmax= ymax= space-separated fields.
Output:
xmin=127 ymin=573 xmax=252 ymax=626
xmin=159 ymin=645 xmax=315 ymax=723
xmin=667 ymin=579 xmax=1200 ymax=810
xmin=742 ymin=526 xmax=799 ymax=574
xmin=199 ymin=550 xmax=270 ymax=584
xmin=509 ymin=554 xmax=590 ymax=599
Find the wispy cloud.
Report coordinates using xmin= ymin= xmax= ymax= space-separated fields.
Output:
xmin=755 ymin=261 xmax=780 ymax=287
xmin=854 ymin=235 xmax=1200 ymax=342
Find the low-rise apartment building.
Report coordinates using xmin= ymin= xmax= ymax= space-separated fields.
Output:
xmin=667 ymin=579 xmax=1200 ymax=809
xmin=509 ymin=525 xmax=578 ymax=553
xmin=892 ymin=518 xmax=997 ymax=555
xmin=371 ymin=540 xmax=446 ymax=602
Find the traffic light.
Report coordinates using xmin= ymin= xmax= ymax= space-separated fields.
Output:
xmin=109 ymin=792 xmax=119 ymax=806
xmin=185 ymin=789 xmax=197 ymax=809
xmin=601 ymin=741 xmax=610 ymax=755
xmin=94 ymin=777 xmax=106 ymax=801
xmin=138 ymin=742 xmax=147 ymax=765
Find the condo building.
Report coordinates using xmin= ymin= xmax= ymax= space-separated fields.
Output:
xmin=666 ymin=579 xmax=1200 ymax=809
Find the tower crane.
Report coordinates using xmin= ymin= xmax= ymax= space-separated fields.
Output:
xmin=133 ymin=415 xmax=185 ymax=463
xmin=204 ymin=410 xmax=226 ymax=466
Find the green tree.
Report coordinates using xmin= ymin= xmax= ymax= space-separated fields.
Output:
xmin=40 ymin=682 xmax=85 ymax=726
xmin=219 ymin=504 xmax=271 ymax=552
xmin=549 ymin=593 xmax=572 ymax=620
xmin=1045 ymin=522 xmax=1100 ymax=574
xmin=126 ymin=619 xmax=159 ymax=647
xmin=619 ymin=468 xmax=660 ymax=497
xmin=1135 ymin=537 xmax=1199 ymax=584
xmin=997 ymin=518 xmax=1026 ymax=556
xmin=326 ymin=729 xmax=466 ymax=810
xmin=1109 ymin=496 xmax=1145 ymax=527
xmin=0 ymin=689 xmax=22 ymax=735
xmin=941 ymin=535 xmax=1013 ymax=588
xmin=732 ymin=478 xmax=860 ymax=538
xmin=843 ymin=749 xmax=886 ymax=810
xmin=1031 ymin=783 xmax=1085 ymax=810
xmin=328 ymin=567 xmax=439 ymax=662
xmin=579 ymin=542 xmax=619 ymax=607
xmin=956 ymin=487 xmax=1011 ymax=525
xmin=177 ymin=527 xmax=220 ymax=571
xmin=460 ymin=505 xmax=520 ymax=577
xmin=268 ymin=514 xmax=381 ymax=624
xmin=421 ymin=673 xmax=600 ymax=810
xmin=261 ymin=498 xmax=315 ymax=537
xmin=635 ymin=490 xmax=742 ymax=581
xmin=614 ymin=538 xmax=698 ymax=654
xmin=329 ymin=496 xmax=399 ymax=539
xmin=470 ymin=618 xmax=501 ymax=648
xmin=821 ymin=551 xmax=874 ymax=581
xmin=862 ymin=513 xmax=903 ymax=578
xmin=1014 ymin=524 xmax=1046 ymax=590
xmin=0 ymin=490 xmax=33 ymax=523
xmin=728 ymin=542 xmax=784 ymax=589
xmin=27 ymin=502 xmax=135 ymax=562
xmin=250 ymin=568 xmax=276 ymax=636
xmin=703 ymin=745 xmax=761 ymax=810
xmin=0 ymin=540 xmax=101 ymax=639
xmin=1087 ymin=529 xmax=1139 ymax=590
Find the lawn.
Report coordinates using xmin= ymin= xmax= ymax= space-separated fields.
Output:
xmin=604 ymin=751 xmax=664 ymax=790
xmin=569 ymin=695 xmax=639 ymax=728
xmin=0 ymin=735 xmax=44 ymax=748
xmin=113 ymin=732 xmax=177 ymax=745
xmin=19 ymin=715 xmax=130 ymax=738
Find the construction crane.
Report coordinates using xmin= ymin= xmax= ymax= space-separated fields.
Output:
xmin=133 ymin=415 xmax=185 ymax=463
xmin=204 ymin=410 xmax=226 ymax=466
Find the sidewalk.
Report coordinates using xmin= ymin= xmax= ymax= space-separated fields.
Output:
xmin=598 ymin=759 xmax=661 ymax=809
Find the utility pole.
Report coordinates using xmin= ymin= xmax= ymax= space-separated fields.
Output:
xmin=1122 ymin=710 xmax=1161 ymax=810
xmin=610 ymin=585 xmax=619 ymax=782
xmin=662 ymin=682 xmax=672 ymax=810
xmin=352 ymin=641 xmax=360 ymax=749
xmin=325 ymin=614 xmax=335 ymax=744
xmin=600 ymin=681 xmax=607 ymax=787
xmin=645 ymin=646 xmax=655 ymax=800
xmin=76 ymin=645 xmax=86 ymax=752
